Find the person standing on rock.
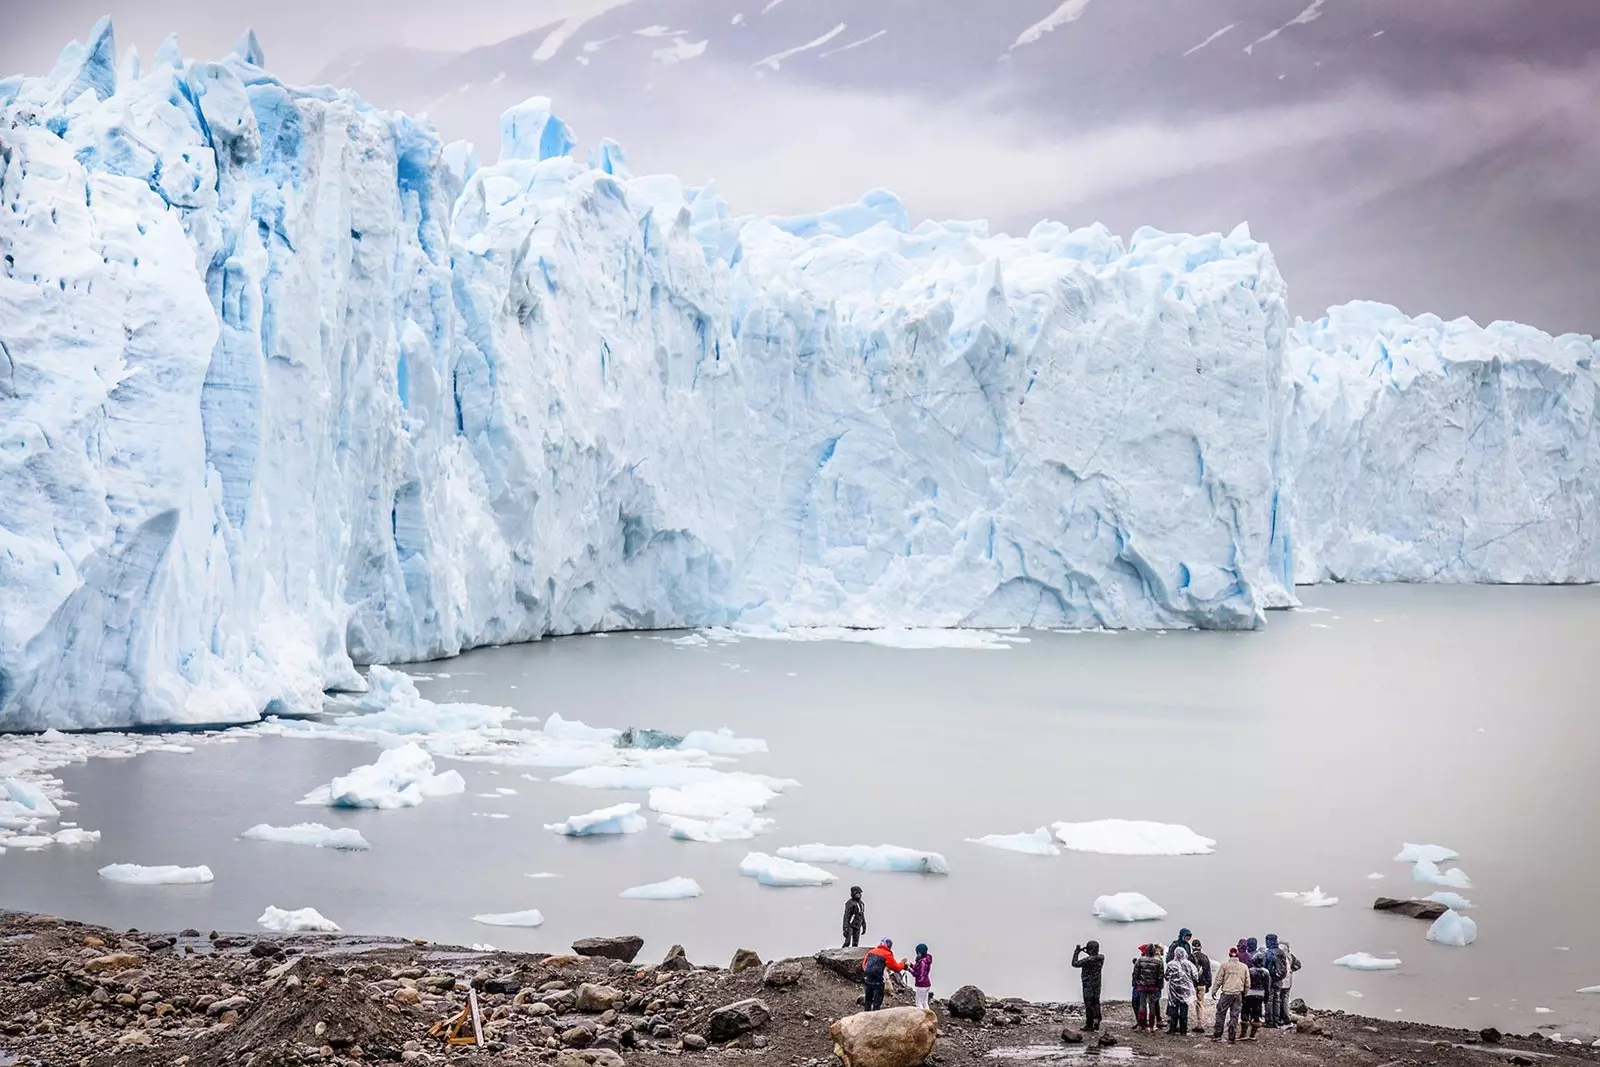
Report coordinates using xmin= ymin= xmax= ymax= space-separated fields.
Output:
xmin=1209 ymin=946 xmax=1249 ymax=1043
xmin=1189 ymin=939 xmax=1212 ymax=1032
xmin=1164 ymin=946 xmax=1199 ymax=1035
xmin=910 ymin=943 xmax=934 ymax=1010
xmin=842 ymin=886 xmax=867 ymax=948
xmin=862 ymin=938 xmax=905 ymax=1011
xmin=1132 ymin=944 xmax=1166 ymax=1031
xmin=1070 ymin=940 xmax=1104 ymax=1031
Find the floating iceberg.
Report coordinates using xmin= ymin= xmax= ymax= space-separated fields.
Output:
xmin=620 ymin=877 xmax=703 ymax=900
xmin=242 ymin=823 xmax=372 ymax=851
xmin=775 ymin=844 xmax=950 ymax=874
xmin=1053 ymin=820 xmax=1216 ymax=856
xmin=965 ymin=828 xmax=1062 ymax=856
xmin=98 ymin=863 xmax=214 ymax=885
xmin=1420 ymin=891 xmax=1474 ymax=910
xmin=544 ymin=802 xmax=647 ymax=836
xmin=327 ymin=666 xmax=519 ymax=736
xmin=257 ymin=905 xmax=340 ymax=933
xmin=1276 ymin=887 xmax=1339 ymax=907
xmin=1427 ymin=909 xmax=1478 ymax=947
xmin=1578 ymin=985 xmax=1600 ymax=994
xmin=660 ymin=810 xmax=775 ymax=843
xmin=739 ymin=852 xmax=838 ymax=887
xmin=1334 ymin=952 xmax=1402 ymax=971
xmin=678 ymin=729 xmax=769 ymax=756
xmin=300 ymin=743 xmax=467 ymax=809
xmin=1412 ymin=858 xmax=1472 ymax=889
xmin=524 ymin=872 xmax=560 ymax=879
xmin=649 ymin=777 xmax=782 ymax=819
xmin=1092 ymin=892 xmax=1167 ymax=923
xmin=472 ymin=909 xmax=546 ymax=927
xmin=1394 ymin=843 xmax=1459 ymax=864
xmin=3 ymin=778 xmax=61 ymax=818
xmin=52 ymin=828 xmax=101 ymax=846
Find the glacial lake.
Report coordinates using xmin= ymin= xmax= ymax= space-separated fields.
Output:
xmin=4 ymin=585 xmax=1599 ymax=1035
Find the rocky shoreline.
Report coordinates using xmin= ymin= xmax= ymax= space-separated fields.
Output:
xmin=1 ymin=911 xmax=1594 ymax=1067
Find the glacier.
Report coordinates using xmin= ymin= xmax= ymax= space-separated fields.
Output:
xmin=0 ymin=21 xmax=1595 ymax=733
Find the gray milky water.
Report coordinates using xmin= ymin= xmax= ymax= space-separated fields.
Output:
xmin=4 ymin=586 xmax=1599 ymax=1035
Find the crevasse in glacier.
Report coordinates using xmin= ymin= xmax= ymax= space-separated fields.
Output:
xmin=1285 ymin=301 xmax=1599 ymax=584
xmin=1 ymin=21 xmax=1298 ymax=729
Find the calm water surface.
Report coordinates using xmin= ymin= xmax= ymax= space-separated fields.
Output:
xmin=5 ymin=586 xmax=1599 ymax=1034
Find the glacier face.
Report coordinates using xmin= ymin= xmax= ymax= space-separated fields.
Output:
xmin=1285 ymin=302 xmax=1599 ymax=584
xmin=0 ymin=22 xmax=1298 ymax=730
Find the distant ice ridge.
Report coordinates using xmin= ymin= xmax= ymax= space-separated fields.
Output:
xmin=0 ymin=20 xmax=1299 ymax=731
xmin=241 ymin=823 xmax=371 ymax=850
xmin=98 ymin=863 xmax=214 ymax=885
xmin=257 ymin=905 xmax=340 ymax=932
xmin=1285 ymin=302 xmax=1600 ymax=584
xmin=300 ymin=743 xmax=466 ymax=809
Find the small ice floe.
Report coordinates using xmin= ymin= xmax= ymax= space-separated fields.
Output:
xmin=1346 ymin=991 xmax=1364 ymax=998
xmin=649 ymin=777 xmax=781 ymax=819
xmin=1579 ymin=985 xmax=1600 ymax=994
xmin=495 ymin=787 xmax=518 ymax=795
xmin=620 ymin=877 xmax=703 ymax=900
xmin=1412 ymin=858 xmax=1471 ymax=889
xmin=738 ymin=852 xmax=836 ymax=887
xmin=660 ymin=810 xmax=774 ymax=843
xmin=257 ymin=905 xmax=340 ymax=933
xmin=679 ymin=729 xmax=768 ymax=755
xmin=1535 ymin=1007 xmax=1553 ymax=1014
xmin=472 ymin=909 xmax=545 ymax=927
xmin=1395 ymin=843 xmax=1458 ymax=863
xmin=1334 ymin=953 xmax=1401 ymax=971
xmin=775 ymin=844 xmax=949 ymax=874
xmin=98 ymin=863 xmax=214 ymax=885
xmin=524 ymin=872 xmax=560 ymax=880
xmin=472 ymin=812 xmax=511 ymax=819
xmin=544 ymin=803 xmax=647 ymax=836
xmin=300 ymin=743 xmax=466 ymax=809
xmin=327 ymin=666 xmax=520 ymax=735
xmin=1276 ymin=887 xmax=1339 ymax=907
xmin=52 ymin=828 xmax=101 ymax=845
xmin=1053 ymin=819 xmax=1216 ymax=855
xmin=965 ymin=828 xmax=1061 ymax=856
xmin=1420 ymin=891 xmax=1474 ymax=910
xmin=241 ymin=823 xmax=371 ymax=850
xmin=1092 ymin=892 xmax=1167 ymax=923
xmin=1367 ymin=872 xmax=1385 ymax=880
xmin=1427 ymin=909 xmax=1477 ymax=947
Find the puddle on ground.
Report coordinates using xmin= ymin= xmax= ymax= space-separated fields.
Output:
xmin=986 ymin=1046 xmax=1137 ymax=1062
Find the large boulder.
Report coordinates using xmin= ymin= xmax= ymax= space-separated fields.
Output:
xmin=708 ymin=998 xmax=772 ymax=1042
xmin=730 ymin=948 xmax=763 ymax=973
xmin=557 ymin=1050 xmax=625 ymax=1067
xmin=946 ymin=985 xmax=986 ymax=1022
xmin=1373 ymin=898 xmax=1447 ymax=921
xmin=830 ymin=1007 xmax=936 ymax=1067
xmin=572 ymin=936 xmax=645 ymax=963
xmin=763 ymin=960 xmax=803 ymax=988
xmin=816 ymin=948 xmax=867 ymax=981
xmin=661 ymin=945 xmax=694 ymax=971
xmin=576 ymin=984 xmax=621 ymax=1012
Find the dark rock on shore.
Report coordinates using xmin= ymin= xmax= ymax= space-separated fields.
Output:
xmin=661 ymin=944 xmax=695 ymax=971
xmin=572 ymin=936 xmax=645 ymax=963
xmin=815 ymin=948 xmax=867 ymax=981
xmin=947 ymin=984 xmax=987 ymax=1021
xmin=708 ymin=997 xmax=771 ymax=1042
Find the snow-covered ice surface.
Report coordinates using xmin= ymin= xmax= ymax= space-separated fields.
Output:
xmin=1335 ymin=953 xmax=1402 ymax=971
xmin=965 ymin=828 xmax=1062 ymax=856
xmin=257 ymin=905 xmax=340 ymax=932
xmin=544 ymin=803 xmax=647 ymax=836
xmin=1276 ymin=886 xmax=1339 ymax=907
xmin=241 ymin=823 xmax=372 ymax=850
xmin=97 ymin=863 xmax=214 ymax=885
xmin=739 ymin=852 xmax=837 ymax=887
xmin=1053 ymin=820 xmax=1216 ymax=855
xmin=471 ymin=909 xmax=545 ymax=927
xmin=1427 ymin=909 xmax=1478 ymax=947
xmin=619 ymin=876 xmax=703 ymax=900
xmin=300 ymin=743 xmax=467 ymax=809
xmin=775 ymin=843 xmax=950 ymax=874
xmin=660 ymin=810 xmax=774 ymax=843
xmin=1285 ymin=302 xmax=1600 ymax=584
xmin=1092 ymin=892 xmax=1167 ymax=922
xmin=0 ymin=20 xmax=1310 ymax=732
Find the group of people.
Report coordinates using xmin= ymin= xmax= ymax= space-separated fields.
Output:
xmin=843 ymin=888 xmax=1302 ymax=1043
xmin=1072 ymin=928 xmax=1301 ymax=1042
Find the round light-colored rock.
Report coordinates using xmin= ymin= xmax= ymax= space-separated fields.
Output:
xmin=576 ymin=984 xmax=622 ymax=1012
xmin=730 ymin=948 xmax=762 ymax=974
xmin=830 ymin=1007 xmax=936 ymax=1067
xmin=556 ymin=1050 xmax=625 ymax=1067
xmin=763 ymin=960 xmax=803 ymax=988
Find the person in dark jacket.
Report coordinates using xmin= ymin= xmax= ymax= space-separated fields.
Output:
xmin=862 ymin=939 xmax=904 ymax=1011
xmin=1071 ymin=941 xmax=1104 ymax=1031
xmin=1165 ymin=927 xmax=1195 ymax=962
xmin=1189 ymin=939 xmax=1213 ymax=1031
xmin=1263 ymin=933 xmax=1284 ymax=1026
xmin=1243 ymin=956 xmax=1270 ymax=1040
xmin=1132 ymin=944 xmax=1166 ymax=1031
xmin=1246 ymin=937 xmax=1259 ymax=964
xmin=842 ymin=887 xmax=866 ymax=948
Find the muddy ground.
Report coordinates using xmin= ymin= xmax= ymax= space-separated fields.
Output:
xmin=2 ymin=910 xmax=1595 ymax=1067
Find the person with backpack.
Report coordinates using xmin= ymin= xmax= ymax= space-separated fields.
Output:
xmin=1275 ymin=939 xmax=1301 ymax=1027
xmin=842 ymin=886 xmax=867 ymax=948
xmin=1070 ymin=940 xmax=1105 ymax=1031
xmin=909 ymin=944 xmax=934 ymax=1010
xmin=1132 ymin=944 xmax=1166 ymax=1031
xmin=862 ymin=938 xmax=905 ymax=1011
xmin=1209 ymin=946 xmax=1249 ymax=1043
xmin=1164 ymin=946 xmax=1199 ymax=1035
xmin=1189 ymin=939 xmax=1213 ymax=1031
xmin=1243 ymin=953 xmax=1270 ymax=1040
xmin=1262 ymin=933 xmax=1285 ymax=1026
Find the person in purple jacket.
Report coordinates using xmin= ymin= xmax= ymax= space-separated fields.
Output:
xmin=910 ymin=943 xmax=934 ymax=1010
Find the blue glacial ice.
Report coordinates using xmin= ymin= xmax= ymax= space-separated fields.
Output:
xmin=1426 ymin=909 xmax=1478 ymax=947
xmin=1092 ymin=892 xmax=1167 ymax=923
xmin=1053 ymin=819 xmax=1216 ymax=855
xmin=775 ymin=843 xmax=950 ymax=874
xmin=241 ymin=822 xmax=372 ymax=850
xmin=1420 ymin=891 xmax=1474 ymax=910
xmin=98 ymin=862 xmax=214 ymax=885
xmin=738 ymin=851 xmax=837 ymax=887
xmin=620 ymin=876 xmax=703 ymax=900
xmin=471 ymin=909 xmax=545 ymax=927
xmin=300 ymin=742 xmax=467 ymax=809
xmin=1411 ymin=858 xmax=1472 ymax=890
xmin=1394 ymin=843 xmax=1459 ymax=864
xmin=544 ymin=802 xmax=648 ymax=836
xmin=964 ymin=828 xmax=1061 ymax=856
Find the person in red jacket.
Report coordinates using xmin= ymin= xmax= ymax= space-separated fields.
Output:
xmin=862 ymin=938 xmax=906 ymax=1011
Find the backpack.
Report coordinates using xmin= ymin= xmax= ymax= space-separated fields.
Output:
xmin=863 ymin=952 xmax=887 ymax=982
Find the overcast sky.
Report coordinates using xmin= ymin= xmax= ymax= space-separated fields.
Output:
xmin=5 ymin=0 xmax=1598 ymax=334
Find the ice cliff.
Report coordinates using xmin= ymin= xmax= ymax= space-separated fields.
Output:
xmin=1 ymin=22 xmax=1298 ymax=730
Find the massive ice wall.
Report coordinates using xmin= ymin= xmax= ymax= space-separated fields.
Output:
xmin=1285 ymin=302 xmax=1600 ymax=584
xmin=5 ymin=20 xmax=1292 ymax=729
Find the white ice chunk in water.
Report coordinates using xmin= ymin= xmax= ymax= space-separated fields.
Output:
xmin=525 ymin=872 xmax=560 ymax=879
xmin=472 ymin=909 xmax=546 ymax=927
xmin=1334 ymin=953 xmax=1401 ymax=971
xmin=679 ymin=729 xmax=768 ymax=755
xmin=544 ymin=802 xmax=647 ymax=836
xmin=1426 ymin=909 xmax=1478 ymax=947
xmin=52 ymin=828 xmax=100 ymax=845
xmin=776 ymin=843 xmax=950 ymax=874
xmin=1412 ymin=858 xmax=1472 ymax=888
xmin=329 ymin=666 xmax=518 ymax=735
xmin=660 ymin=810 xmax=774 ymax=843
xmin=98 ymin=863 xmax=214 ymax=885
xmin=3 ymin=778 xmax=60 ymax=818
xmin=1420 ymin=891 xmax=1474 ymax=910
xmin=1053 ymin=819 xmax=1216 ymax=855
xmin=649 ymin=777 xmax=781 ymax=818
xmin=739 ymin=852 xmax=837 ymax=887
xmin=542 ymin=712 xmax=621 ymax=744
xmin=965 ymin=828 xmax=1061 ymax=856
xmin=620 ymin=877 xmax=703 ymax=900
xmin=1577 ymin=985 xmax=1600 ymax=994
xmin=242 ymin=823 xmax=372 ymax=850
xmin=300 ymin=743 xmax=467 ymax=809
xmin=1276 ymin=886 xmax=1339 ymax=907
xmin=1366 ymin=872 xmax=1385 ymax=880
xmin=1092 ymin=892 xmax=1167 ymax=923
xmin=257 ymin=905 xmax=340 ymax=932
xmin=1395 ymin=843 xmax=1459 ymax=863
